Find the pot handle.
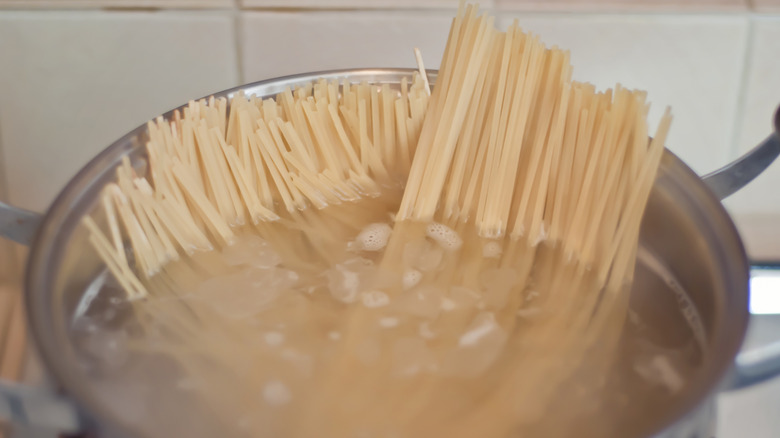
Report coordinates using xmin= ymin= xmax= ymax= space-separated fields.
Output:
xmin=0 ymin=381 xmax=81 ymax=437
xmin=725 ymin=341 xmax=780 ymax=390
xmin=702 ymin=106 xmax=780 ymax=200
xmin=0 ymin=201 xmax=43 ymax=246
xmin=0 ymin=204 xmax=77 ymax=435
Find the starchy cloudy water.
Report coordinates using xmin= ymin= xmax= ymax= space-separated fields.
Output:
xmin=70 ymin=190 xmax=702 ymax=438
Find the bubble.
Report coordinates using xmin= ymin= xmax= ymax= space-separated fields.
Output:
xmin=425 ymin=222 xmax=463 ymax=251
xmin=531 ymin=222 xmax=548 ymax=247
xmin=379 ymin=317 xmax=400 ymax=328
xmin=393 ymin=286 xmax=443 ymax=319
xmin=481 ymin=267 xmax=520 ymax=308
xmin=403 ymin=240 xmax=443 ymax=271
xmin=392 ymin=338 xmax=435 ymax=378
xmin=516 ymin=307 xmax=542 ymax=319
xmin=483 ymin=241 xmax=502 ymax=258
xmin=263 ymin=380 xmax=292 ymax=406
xmin=328 ymin=267 xmax=360 ymax=304
xmin=419 ymin=322 xmax=436 ymax=340
xmin=264 ymin=331 xmax=285 ymax=347
xmin=402 ymin=269 xmax=423 ymax=290
xmin=83 ymin=329 xmax=129 ymax=368
xmin=442 ymin=312 xmax=508 ymax=377
xmin=449 ymin=286 xmax=480 ymax=307
xmin=280 ymin=348 xmax=313 ymax=377
xmin=441 ymin=298 xmax=457 ymax=311
xmin=327 ymin=257 xmax=375 ymax=304
xmin=222 ymin=234 xmax=281 ymax=268
xmin=633 ymin=355 xmax=685 ymax=394
xmin=356 ymin=223 xmax=393 ymax=251
xmin=628 ymin=310 xmax=642 ymax=326
xmin=176 ymin=378 xmax=198 ymax=390
xmin=355 ymin=339 xmax=381 ymax=365
xmin=196 ymin=267 xmax=295 ymax=319
xmin=362 ymin=290 xmax=390 ymax=308
xmin=458 ymin=312 xmax=500 ymax=347
xmin=328 ymin=331 xmax=341 ymax=341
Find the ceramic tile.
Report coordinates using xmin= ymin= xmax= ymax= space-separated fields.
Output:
xmin=723 ymin=18 xmax=780 ymax=260
xmin=0 ymin=0 xmax=232 ymax=8
xmin=496 ymin=0 xmax=747 ymax=12
xmin=0 ymin=11 xmax=239 ymax=212
xmin=752 ymin=0 xmax=780 ymax=12
xmin=496 ymin=14 xmax=748 ymax=177
xmin=240 ymin=10 xmax=455 ymax=82
xmin=240 ymin=0 xmax=490 ymax=9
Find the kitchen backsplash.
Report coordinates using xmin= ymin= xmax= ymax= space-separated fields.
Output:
xmin=0 ymin=0 xmax=778 ymax=260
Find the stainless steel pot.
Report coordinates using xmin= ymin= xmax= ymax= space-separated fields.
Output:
xmin=1 ymin=68 xmax=779 ymax=438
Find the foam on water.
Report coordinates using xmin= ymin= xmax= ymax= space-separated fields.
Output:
xmin=426 ymin=222 xmax=463 ymax=251
xmin=356 ymin=223 xmax=393 ymax=251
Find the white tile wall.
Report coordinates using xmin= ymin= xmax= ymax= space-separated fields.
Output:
xmin=241 ymin=0 xmax=484 ymax=8
xmin=724 ymin=17 xmax=780 ymax=261
xmin=0 ymin=11 xmax=239 ymax=212
xmin=496 ymin=13 xmax=749 ymax=177
xmin=754 ymin=0 xmax=780 ymax=12
xmin=240 ymin=10 xmax=456 ymax=82
xmin=0 ymin=6 xmax=777 ymax=261
xmin=496 ymin=0 xmax=747 ymax=12
xmin=0 ymin=0 xmax=233 ymax=8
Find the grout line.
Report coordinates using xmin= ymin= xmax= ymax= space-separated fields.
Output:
xmin=1 ymin=4 xmax=779 ymax=16
xmin=232 ymin=0 xmax=246 ymax=85
xmin=728 ymin=16 xmax=756 ymax=160
xmin=0 ymin=115 xmax=21 ymax=281
xmin=0 ymin=121 xmax=10 ymax=204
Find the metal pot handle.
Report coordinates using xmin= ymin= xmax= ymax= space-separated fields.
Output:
xmin=0 ymin=381 xmax=81 ymax=437
xmin=702 ymin=106 xmax=780 ymax=199
xmin=0 ymin=201 xmax=42 ymax=246
xmin=0 ymin=205 xmax=81 ymax=436
xmin=703 ymin=106 xmax=780 ymax=390
xmin=727 ymin=341 xmax=780 ymax=390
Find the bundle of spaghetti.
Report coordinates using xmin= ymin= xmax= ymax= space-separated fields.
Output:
xmin=75 ymin=2 xmax=678 ymax=438
xmin=292 ymin=4 xmax=673 ymax=437
xmin=83 ymin=73 xmax=430 ymax=297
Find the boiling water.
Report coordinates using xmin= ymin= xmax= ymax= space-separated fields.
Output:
xmin=69 ymin=190 xmax=705 ymax=438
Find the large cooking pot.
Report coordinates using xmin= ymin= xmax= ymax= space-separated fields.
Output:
xmin=1 ymin=69 xmax=780 ymax=438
